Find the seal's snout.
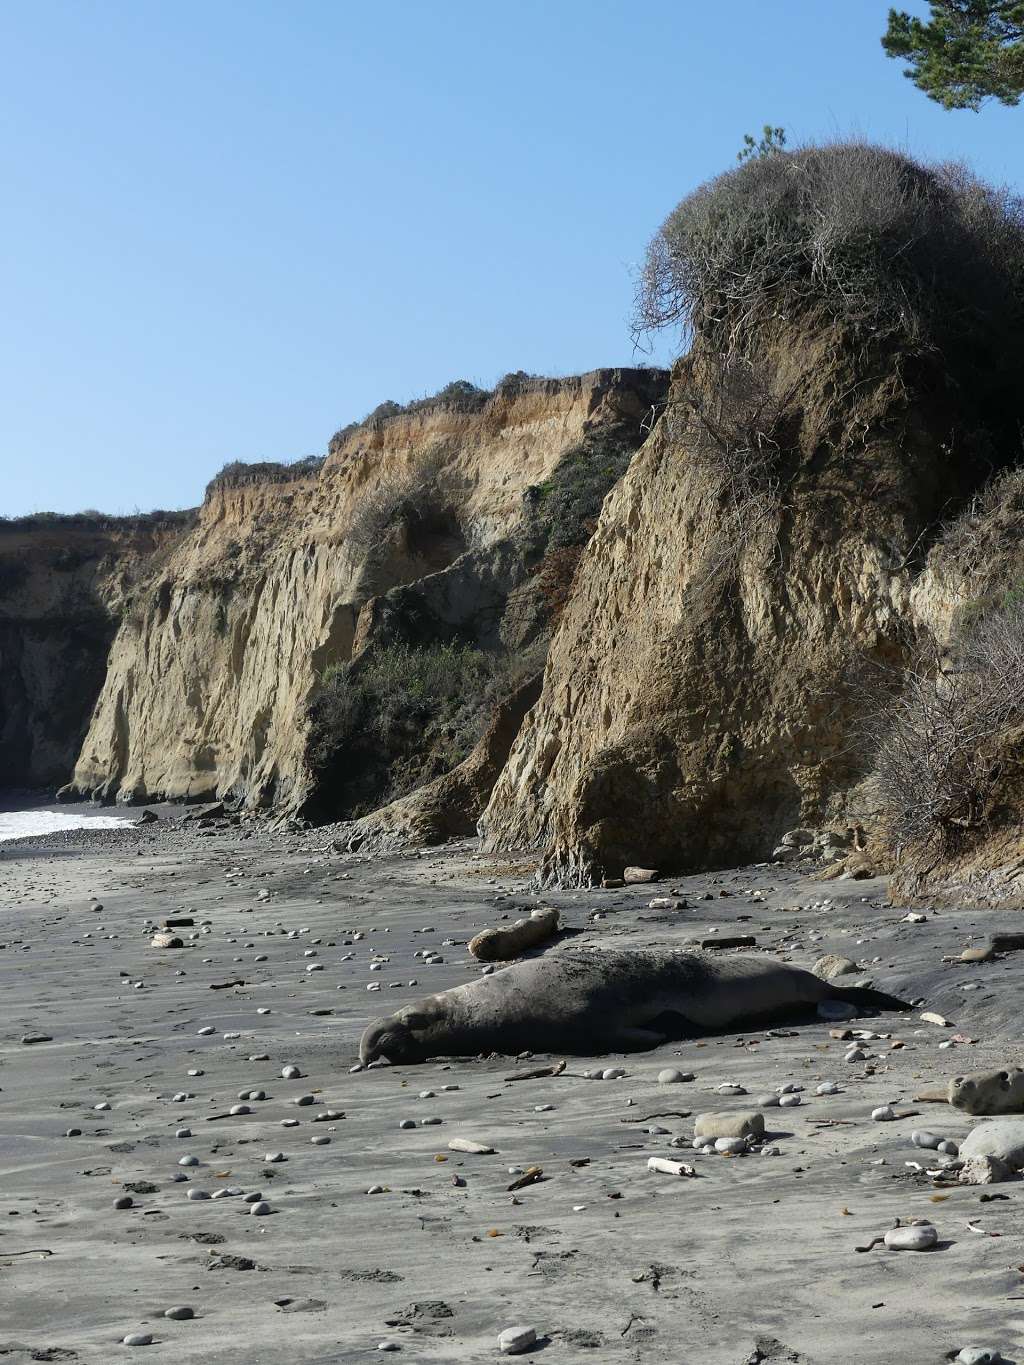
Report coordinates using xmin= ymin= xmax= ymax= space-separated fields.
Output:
xmin=359 ymin=1016 xmax=419 ymax=1065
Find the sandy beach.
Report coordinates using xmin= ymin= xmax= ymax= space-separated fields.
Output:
xmin=1 ymin=818 xmax=1023 ymax=1363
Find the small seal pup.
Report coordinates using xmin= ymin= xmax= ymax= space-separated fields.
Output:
xmin=359 ymin=948 xmax=910 ymax=1064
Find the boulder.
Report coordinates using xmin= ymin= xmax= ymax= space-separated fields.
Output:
xmin=959 ymin=1118 xmax=1024 ymax=1168
xmin=812 ymin=954 xmax=858 ymax=981
xmin=957 ymin=1155 xmax=1012 ymax=1185
xmin=694 ymin=1110 xmax=765 ymax=1141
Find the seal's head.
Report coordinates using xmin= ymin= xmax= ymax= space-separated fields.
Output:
xmin=359 ymin=1011 xmax=428 ymax=1065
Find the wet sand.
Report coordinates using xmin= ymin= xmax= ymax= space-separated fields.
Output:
xmin=2 ymin=821 xmax=1023 ymax=1363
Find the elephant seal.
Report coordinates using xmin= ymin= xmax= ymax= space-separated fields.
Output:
xmin=359 ymin=948 xmax=910 ymax=1064
xmin=949 ymin=1067 xmax=1024 ymax=1115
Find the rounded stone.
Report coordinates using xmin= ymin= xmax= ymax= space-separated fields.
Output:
xmin=264 ymin=1152 xmax=286 ymax=1163
xmin=294 ymin=1094 xmax=315 ymax=1107
xmin=602 ymin=1067 xmax=626 ymax=1080
xmin=498 ymin=1325 xmax=537 ymax=1355
xmin=242 ymin=1191 xmax=263 ymax=1203
xmin=178 ymin=1155 xmax=199 ymax=1167
xmin=121 ymin=1334 xmax=153 ymax=1346
xmin=197 ymin=1026 xmax=215 ymax=1036
xmin=164 ymin=1306 xmax=194 ymax=1320
xmin=778 ymin=1094 xmax=801 ymax=1108
xmin=399 ymin=1119 xmax=415 ymax=1130
xmin=816 ymin=1081 xmax=840 ymax=1095
xmin=186 ymin=1189 xmax=211 ymax=1201
xmin=714 ymin=1136 xmax=748 ymax=1154
xmin=229 ymin=1104 xmax=251 ymax=1116
xmin=113 ymin=1196 xmax=134 ymax=1209
xmin=957 ymin=1349 xmax=1003 ymax=1365
xmin=657 ymin=1068 xmax=693 ymax=1084
xmin=911 ymin=1130 xmax=942 ymax=1150
xmin=871 ymin=1105 xmax=896 ymax=1122
xmin=249 ymin=1200 xmax=272 ymax=1216
xmin=755 ymin=1094 xmax=781 ymax=1108
xmin=311 ymin=1135 xmax=331 ymax=1145
xmin=884 ymin=1223 xmax=937 ymax=1250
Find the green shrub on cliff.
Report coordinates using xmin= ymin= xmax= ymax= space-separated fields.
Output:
xmin=306 ymin=641 xmax=516 ymax=818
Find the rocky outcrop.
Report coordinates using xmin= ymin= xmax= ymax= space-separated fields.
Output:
xmin=64 ymin=369 xmax=666 ymax=808
xmin=0 ymin=515 xmax=190 ymax=787
xmin=480 ymin=336 xmax=1002 ymax=883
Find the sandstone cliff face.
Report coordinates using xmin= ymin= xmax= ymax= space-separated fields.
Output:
xmin=67 ymin=370 xmax=665 ymax=807
xmin=481 ymin=340 xmax=993 ymax=883
xmin=0 ymin=516 xmax=189 ymax=787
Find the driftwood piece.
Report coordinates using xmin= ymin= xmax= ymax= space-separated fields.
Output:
xmin=469 ymin=907 xmax=560 ymax=962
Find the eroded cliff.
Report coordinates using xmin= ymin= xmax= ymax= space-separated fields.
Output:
xmin=480 ymin=334 xmax=1014 ymax=883
xmin=0 ymin=514 xmax=192 ymax=787
xmin=64 ymin=369 xmax=666 ymax=808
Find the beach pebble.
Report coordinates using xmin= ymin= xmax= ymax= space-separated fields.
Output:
xmin=65 ymin=1128 xmax=81 ymax=1137
xmin=249 ymin=1201 xmax=272 ymax=1216
xmin=816 ymin=1081 xmax=840 ymax=1095
xmin=778 ymin=1094 xmax=801 ymax=1108
xmin=498 ymin=1325 xmax=537 ymax=1355
xmin=294 ymin=1094 xmax=315 ymax=1107
xmin=657 ymin=1068 xmax=693 ymax=1084
xmin=243 ymin=1191 xmax=263 ymax=1203
xmin=178 ymin=1155 xmax=199 ymax=1167
xmin=121 ymin=1334 xmax=153 ymax=1346
xmin=377 ymin=1342 xmax=402 ymax=1352
xmin=911 ymin=1130 xmax=942 ymax=1150
xmin=366 ymin=1185 xmax=385 ymax=1195
xmin=755 ymin=1094 xmax=781 ymax=1107
xmin=938 ymin=1139 xmax=959 ymax=1156
xmin=311 ymin=1135 xmax=331 ymax=1145
xmin=714 ymin=1136 xmax=748 ymax=1154
xmin=186 ymin=1189 xmax=211 ymax=1201
xmin=229 ymin=1104 xmax=251 ymax=1116
xmin=399 ymin=1120 xmax=416 ymax=1130
xmin=715 ymin=1083 xmax=746 ymax=1095
xmin=872 ymin=1106 xmax=896 ymax=1122
xmin=884 ymin=1222 xmax=937 ymax=1250
xmin=957 ymin=1348 xmax=1003 ymax=1364
xmin=845 ymin=1049 xmax=867 ymax=1063
xmin=197 ymin=1026 xmax=215 ymax=1036
xmin=164 ymin=1306 xmax=194 ymax=1320
xmin=448 ymin=1138 xmax=495 ymax=1155
xmin=187 ymin=1068 xmax=203 ymax=1077
xmin=281 ymin=1065 xmax=302 ymax=1079
xmin=265 ymin=1152 xmax=286 ymax=1163
xmin=602 ymin=1067 xmax=626 ymax=1080
xmin=113 ymin=1195 xmax=134 ymax=1209
xmin=280 ymin=1118 xmax=300 ymax=1128
xmin=419 ymin=1117 xmax=442 ymax=1126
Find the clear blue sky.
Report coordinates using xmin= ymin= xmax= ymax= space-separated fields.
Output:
xmin=2 ymin=1 xmax=1021 ymax=516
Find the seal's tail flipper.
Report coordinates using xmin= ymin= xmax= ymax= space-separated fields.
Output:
xmin=829 ymin=984 xmax=912 ymax=1013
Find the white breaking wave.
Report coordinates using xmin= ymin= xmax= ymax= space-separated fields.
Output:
xmin=0 ymin=810 xmax=134 ymax=842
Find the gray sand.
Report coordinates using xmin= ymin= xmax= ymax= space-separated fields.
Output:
xmin=1 ymin=825 xmax=1022 ymax=1362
